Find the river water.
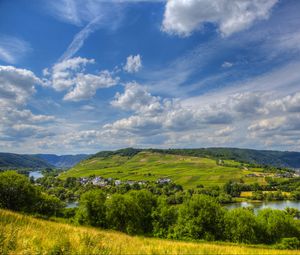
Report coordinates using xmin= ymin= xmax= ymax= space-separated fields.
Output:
xmin=28 ymin=171 xmax=44 ymax=180
xmin=226 ymin=200 xmax=300 ymax=212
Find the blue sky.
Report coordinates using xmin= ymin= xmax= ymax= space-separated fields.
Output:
xmin=1 ymin=0 xmax=300 ymax=154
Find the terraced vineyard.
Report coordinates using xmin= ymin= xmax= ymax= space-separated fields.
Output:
xmin=61 ymin=151 xmax=269 ymax=188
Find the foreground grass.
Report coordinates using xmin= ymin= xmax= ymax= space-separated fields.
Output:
xmin=0 ymin=209 xmax=298 ymax=254
xmin=61 ymin=152 xmax=269 ymax=188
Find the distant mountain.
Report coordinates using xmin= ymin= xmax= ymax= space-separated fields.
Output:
xmin=0 ymin=153 xmax=52 ymax=169
xmin=34 ymin=154 xmax=89 ymax=168
xmin=91 ymin=147 xmax=300 ymax=169
xmin=0 ymin=152 xmax=89 ymax=170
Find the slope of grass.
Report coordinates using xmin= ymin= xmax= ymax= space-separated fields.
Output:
xmin=61 ymin=151 xmax=268 ymax=188
xmin=0 ymin=209 xmax=298 ymax=255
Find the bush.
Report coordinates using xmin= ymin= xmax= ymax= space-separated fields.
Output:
xmin=276 ymin=237 xmax=300 ymax=250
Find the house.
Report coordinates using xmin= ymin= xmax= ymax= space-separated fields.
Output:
xmin=126 ymin=180 xmax=136 ymax=186
xmin=79 ymin=177 xmax=89 ymax=185
xmin=157 ymin=178 xmax=171 ymax=184
xmin=115 ymin=180 xmax=122 ymax=186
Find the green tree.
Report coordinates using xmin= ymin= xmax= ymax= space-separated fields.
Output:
xmin=35 ymin=192 xmax=64 ymax=216
xmin=105 ymin=193 xmax=141 ymax=234
xmin=174 ymin=194 xmax=225 ymax=241
xmin=257 ymin=209 xmax=299 ymax=243
xmin=76 ymin=189 xmax=107 ymax=227
xmin=128 ymin=190 xmax=156 ymax=233
xmin=152 ymin=196 xmax=178 ymax=238
xmin=224 ymin=208 xmax=259 ymax=244
xmin=0 ymin=171 xmax=38 ymax=212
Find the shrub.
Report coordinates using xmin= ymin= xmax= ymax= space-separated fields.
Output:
xmin=276 ymin=237 xmax=300 ymax=250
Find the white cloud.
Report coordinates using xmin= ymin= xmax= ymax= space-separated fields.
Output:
xmin=51 ymin=57 xmax=95 ymax=91
xmin=47 ymin=0 xmax=125 ymax=61
xmin=123 ymin=54 xmax=142 ymax=73
xmin=0 ymin=35 xmax=31 ymax=64
xmin=47 ymin=57 xmax=119 ymax=101
xmin=111 ymin=82 xmax=161 ymax=115
xmin=59 ymin=18 xmax=101 ymax=61
xmin=0 ymin=65 xmax=55 ymax=141
xmin=222 ymin=61 xmax=233 ymax=68
xmin=102 ymin=80 xmax=300 ymax=151
xmin=107 ymin=83 xmax=234 ymax=138
xmin=0 ymin=65 xmax=41 ymax=105
xmin=162 ymin=0 xmax=278 ymax=37
xmin=64 ymin=71 xmax=119 ymax=101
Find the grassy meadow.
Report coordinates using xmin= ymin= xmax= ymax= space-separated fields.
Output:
xmin=60 ymin=151 xmax=269 ymax=188
xmin=0 ymin=209 xmax=298 ymax=255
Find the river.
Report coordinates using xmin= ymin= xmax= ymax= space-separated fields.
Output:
xmin=28 ymin=171 xmax=44 ymax=180
xmin=226 ymin=200 xmax=300 ymax=212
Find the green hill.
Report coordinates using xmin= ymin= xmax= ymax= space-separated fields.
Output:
xmin=0 ymin=209 xmax=297 ymax=254
xmin=0 ymin=153 xmax=52 ymax=170
xmin=61 ymin=150 xmax=269 ymax=188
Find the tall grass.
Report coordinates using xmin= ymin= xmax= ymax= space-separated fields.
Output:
xmin=0 ymin=209 xmax=298 ymax=254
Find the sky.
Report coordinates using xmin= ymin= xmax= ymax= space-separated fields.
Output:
xmin=0 ymin=0 xmax=300 ymax=154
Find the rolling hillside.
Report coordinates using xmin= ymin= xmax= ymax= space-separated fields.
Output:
xmin=0 ymin=209 xmax=297 ymax=254
xmin=0 ymin=153 xmax=52 ymax=169
xmin=146 ymin=148 xmax=300 ymax=168
xmin=61 ymin=150 xmax=269 ymax=188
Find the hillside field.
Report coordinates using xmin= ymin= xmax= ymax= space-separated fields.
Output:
xmin=61 ymin=151 xmax=270 ymax=188
xmin=0 ymin=209 xmax=298 ymax=255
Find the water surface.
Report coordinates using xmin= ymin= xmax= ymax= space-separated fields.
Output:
xmin=29 ymin=171 xmax=44 ymax=180
xmin=226 ymin=200 xmax=300 ymax=212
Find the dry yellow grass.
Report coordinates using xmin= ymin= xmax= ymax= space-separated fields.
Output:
xmin=0 ymin=209 xmax=299 ymax=255
xmin=240 ymin=191 xmax=253 ymax=197
xmin=240 ymin=191 xmax=291 ymax=198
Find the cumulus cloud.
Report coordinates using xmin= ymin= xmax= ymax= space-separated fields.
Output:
xmin=111 ymin=82 xmax=161 ymax=114
xmin=64 ymin=71 xmax=119 ymax=101
xmin=47 ymin=57 xmax=119 ymax=101
xmin=123 ymin=54 xmax=142 ymax=73
xmin=162 ymin=0 xmax=278 ymax=37
xmin=107 ymin=83 xmax=234 ymax=138
xmin=101 ymin=82 xmax=300 ymax=150
xmin=0 ymin=65 xmax=41 ymax=105
xmin=0 ymin=65 xmax=55 ymax=141
xmin=51 ymin=57 xmax=95 ymax=91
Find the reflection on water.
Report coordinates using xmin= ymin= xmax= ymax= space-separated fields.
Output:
xmin=226 ymin=200 xmax=300 ymax=212
xmin=29 ymin=171 xmax=44 ymax=180
xmin=66 ymin=202 xmax=78 ymax=208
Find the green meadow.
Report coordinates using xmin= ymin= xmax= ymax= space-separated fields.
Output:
xmin=61 ymin=151 xmax=268 ymax=188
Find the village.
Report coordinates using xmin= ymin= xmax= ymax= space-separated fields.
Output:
xmin=78 ymin=176 xmax=172 ymax=187
xmin=245 ymin=171 xmax=300 ymax=179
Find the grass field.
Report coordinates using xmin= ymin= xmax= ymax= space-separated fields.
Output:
xmin=0 ymin=209 xmax=298 ymax=255
xmin=60 ymin=151 xmax=269 ymax=188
